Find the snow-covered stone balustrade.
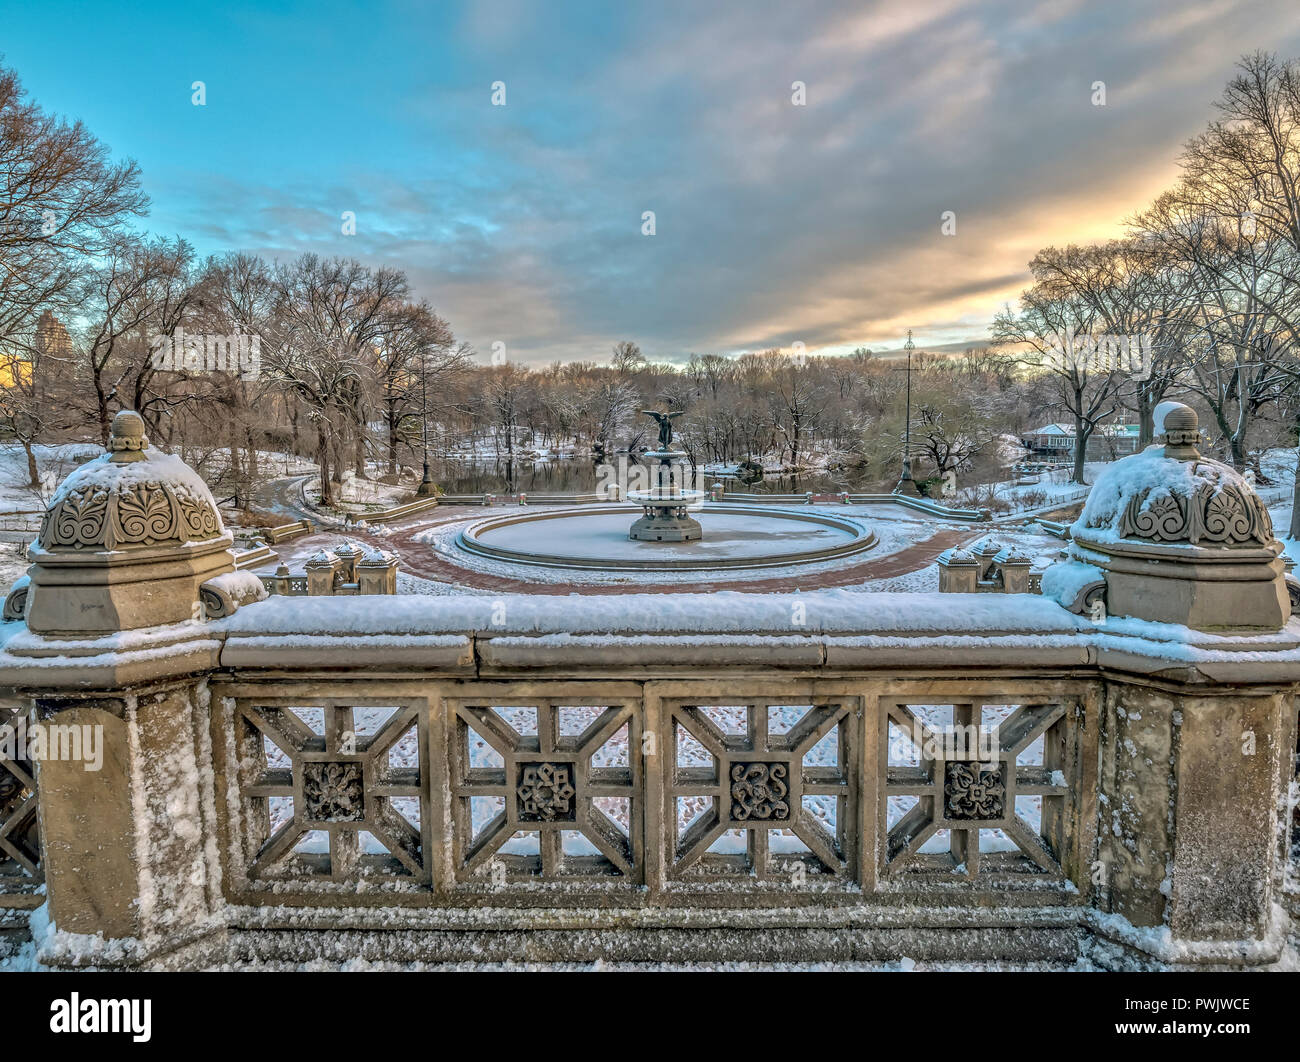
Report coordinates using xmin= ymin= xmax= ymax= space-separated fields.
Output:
xmin=0 ymin=406 xmax=1297 ymax=969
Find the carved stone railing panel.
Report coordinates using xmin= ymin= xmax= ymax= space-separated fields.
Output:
xmin=212 ymin=681 xmax=1090 ymax=902
xmin=449 ymin=699 xmax=642 ymax=883
xmin=0 ymin=703 xmax=41 ymax=890
xmin=883 ymin=698 xmax=1084 ymax=881
xmin=222 ymin=698 xmax=429 ymax=888
xmin=664 ymin=700 xmax=857 ymax=882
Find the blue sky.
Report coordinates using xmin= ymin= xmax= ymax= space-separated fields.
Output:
xmin=4 ymin=0 xmax=1300 ymax=364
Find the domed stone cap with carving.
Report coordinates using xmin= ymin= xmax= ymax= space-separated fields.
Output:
xmin=1073 ymin=402 xmax=1273 ymax=549
xmin=38 ymin=410 xmax=225 ymax=551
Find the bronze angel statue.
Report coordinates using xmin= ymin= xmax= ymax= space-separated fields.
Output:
xmin=641 ymin=409 xmax=684 ymax=449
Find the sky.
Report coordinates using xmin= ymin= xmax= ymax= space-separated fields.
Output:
xmin=4 ymin=0 xmax=1300 ymax=365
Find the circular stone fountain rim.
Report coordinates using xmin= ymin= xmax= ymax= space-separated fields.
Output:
xmin=454 ymin=504 xmax=878 ymax=571
xmin=626 ymin=487 xmax=708 ymax=503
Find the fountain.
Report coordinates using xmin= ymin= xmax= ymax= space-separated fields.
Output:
xmin=627 ymin=412 xmax=704 ymax=542
xmin=441 ymin=409 xmax=878 ymax=577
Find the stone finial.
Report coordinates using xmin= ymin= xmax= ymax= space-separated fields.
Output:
xmin=21 ymin=410 xmax=235 ymax=636
xmin=107 ymin=409 xmax=149 ymax=463
xmin=1156 ymin=400 xmax=1201 ymax=460
xmin=1044 ymin=400 xmax=1288 ymax=630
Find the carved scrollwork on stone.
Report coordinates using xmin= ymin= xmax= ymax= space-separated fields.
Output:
xmin=1199 ymin=485 xmax=1270 ymax=544
xmin=36 ymin=410 xmax=225 ymax=552
xmin=944 ymin=761 xmax=1006 ymax=820
xmin=1117 ymin=479 xmax=1272 ymax=547
xmin=729 ymin=761 xmax=791 ymax=821
xmin=45 ymin=487 xmax=109 ymax=547
xmin=2 ymin=577 xmax=29 ymax=621
xmin=199 ymin=586 xmax=227 ymax=619
xmin=40 ymin=480 xmax=224 ymax=550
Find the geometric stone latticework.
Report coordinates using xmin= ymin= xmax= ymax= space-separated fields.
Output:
xmin=885 ymin=700 xmax=1077 ymax=881
xmin=451 ymin=700 xmax=641 ymax=882
xmin=230 ymin=701 xmax=426 ymax=886
xmin=0 ymin=704 xmax=41 ymax=887
xmin=665 ymin=701 xmax=854 ymax=882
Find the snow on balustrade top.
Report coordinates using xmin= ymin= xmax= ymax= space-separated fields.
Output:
xmin=1072 ymin=402 xmax=1273 ymax=548
xmin=936 ymin=546 xmax=978 ymax=566
xmin=219 ymin=589 xmax=1090 ymax=638
xmin=38 ymin=410 xmax=225 ymax=551
xmin=993 ymin=544 xmax=1033 ymax=565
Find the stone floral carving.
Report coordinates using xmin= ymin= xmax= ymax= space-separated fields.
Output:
xmin=1117 ymin=479 xmax=1272 ymax=547
xmin=302 ymin=761 xmax=365 ymax=822
xmin=41 ymin=480 xmax=222 ymax=549
xmin=944 ymin=761 xmax=1005 ymax=820
xmin=516 ymin=762 xmax=577 ymax=821
xmin=730 ymin=762 xmax=791 ymax=821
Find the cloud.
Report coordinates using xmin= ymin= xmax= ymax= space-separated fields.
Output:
xmin=128 ymin=0 xmax=1300 ymax=364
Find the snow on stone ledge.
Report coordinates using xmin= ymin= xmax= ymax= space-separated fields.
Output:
xmin=1072 ymin=445 xmax=1243 ymax=544
xmin=1040 ymin=559 xmax=1103 ymax=608
xmin=218 ymin=589 xmax=1089 ymax=638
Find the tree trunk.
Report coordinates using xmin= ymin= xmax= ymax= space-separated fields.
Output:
xmin=1290 ymin=448 xmax=1300 ymax=541
xmin=316 ymin=429 xmax=333 ymax=507
xmin=1137 ymin=389 xmax=1155 ymax=449
xmin=387 ymin=410 xmax=399 ymax=475
xmin=1229 ymin=434 xmax=1248 ymax=470
xmin=1072 ymin=415 xmax=1088 ymax=485
xmin=22 ymin=438 xmax=39 ymax=489
xmin=95 ymin=375 xmax=111 ymax=447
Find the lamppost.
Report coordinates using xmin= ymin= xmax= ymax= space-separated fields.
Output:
xmin=893 ymin=330 xmax=915 ymax=494
xmin=416 ymin=349 xmax=437 ymax=497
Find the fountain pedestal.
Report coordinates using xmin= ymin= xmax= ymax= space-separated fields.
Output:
xmin=628 ymin=450 xmax=704 ymax=542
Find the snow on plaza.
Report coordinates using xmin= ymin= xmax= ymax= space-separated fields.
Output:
xmin=2 ymin=10 xmax=1300 ymax=1002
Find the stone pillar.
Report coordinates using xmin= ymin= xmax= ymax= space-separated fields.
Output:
xmin=332 ymin=541 xmax=363 ymax=583
xmin=1 ymin=414 xmax=233 ymax=960
xmin=936 ymin=547 xmax=979 ymax=592
xmin=356 ymin=550 xmax=399 ymax=594
xmin=1044 ymin=402 xmax=1299 ymax=962
xmin=1098 ymin=680 xmax=1293 ymax=950
xmin=970 ymin=537 xmax=1001 ymax=583
xmin=35 ymin=683 xmax=217 ymax=955
xmin=305 ymin=551 xmax=340 ymax=596
xmin=993 ymin=545 xmax=1034 ymax=593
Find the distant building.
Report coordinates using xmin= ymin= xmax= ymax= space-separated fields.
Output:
xmin=1022 ymin=421 xmax=1141 ymax=459
xmin=35 ymin=310 xmax=73 ymax=363
xmin=2 ymin=311 xmax=73 ymax=390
